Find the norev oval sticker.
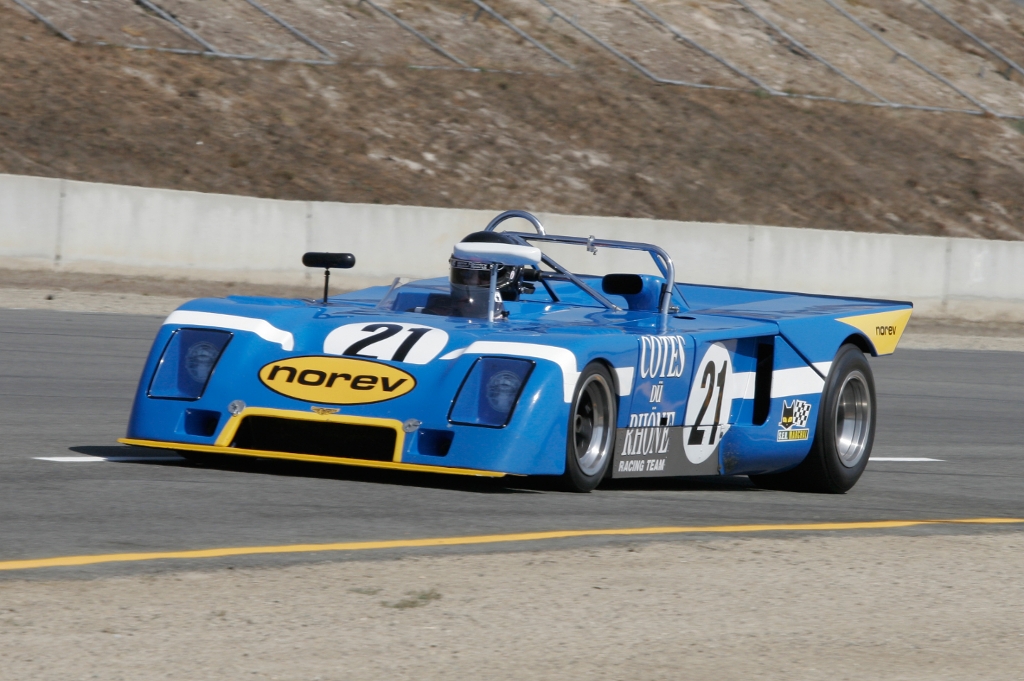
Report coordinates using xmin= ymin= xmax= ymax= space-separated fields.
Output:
xmin=258 ymin=356 xmax=415 ymax=405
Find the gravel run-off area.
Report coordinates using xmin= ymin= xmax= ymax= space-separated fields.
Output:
xmin=2 ymin=533 xmax=1024 ymax=680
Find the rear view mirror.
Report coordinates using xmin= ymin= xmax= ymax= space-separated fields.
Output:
xmin=602 ymin=273 xmax=644 ymax=295
xmin=302 ymin=252 xmax=356 ymax=304
xmin=302 ymin=252 xmax=355 ymax=269
xmin=452 ymin=242 xmax=542 ymax=267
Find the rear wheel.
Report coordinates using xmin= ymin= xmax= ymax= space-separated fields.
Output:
xmin=750 ymin=344 xmax=875 ymax=494
xmin=561 ymin=363 xmax=617 ymax=492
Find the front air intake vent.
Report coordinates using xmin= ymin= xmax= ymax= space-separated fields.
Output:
xmin=231 ymin=416 xmax=396 ymax=462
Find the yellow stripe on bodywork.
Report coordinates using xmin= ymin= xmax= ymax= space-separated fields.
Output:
xmin=837 ymin=308 xmax=913 ymax=355
xmin=1 ymin=518 xmax=1020 ymax=571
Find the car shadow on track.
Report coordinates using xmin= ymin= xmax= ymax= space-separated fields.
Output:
xmin=71 ymin=444 xmax=533 ymax=494
xmin=72 ymin=445 xmax=761 ymax=495
xmin=598 ymin=476 xmax=758 ymax=493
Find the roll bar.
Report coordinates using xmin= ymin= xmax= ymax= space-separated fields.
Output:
xmin=484 ymin=210 xmax=547 ymax=235
xmin=484 ymin=210 xmax=676 ymax=317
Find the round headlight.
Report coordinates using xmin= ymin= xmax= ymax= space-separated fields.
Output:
xmin=486 ymin=370 xmax=522 ymax=413
xmin=185 ymin=341 xmax=220 ymax=383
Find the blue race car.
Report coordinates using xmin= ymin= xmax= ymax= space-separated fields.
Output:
xmin=121 ymin=210 xmax=913 ymax=493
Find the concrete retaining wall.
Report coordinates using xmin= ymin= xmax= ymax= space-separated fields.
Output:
xmin=2 ymin=173 xmax=1022 ymax=320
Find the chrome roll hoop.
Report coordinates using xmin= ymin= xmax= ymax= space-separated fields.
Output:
xmin=484 ymin=210 xmax=547 ymax=236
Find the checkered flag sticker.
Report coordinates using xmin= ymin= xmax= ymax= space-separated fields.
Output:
xmin=780 ymin=399 xmax=812 ymax=429
xmin=791 ymin=400 xmax=811 ymax=428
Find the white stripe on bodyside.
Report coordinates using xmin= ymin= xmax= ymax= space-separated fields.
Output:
xmin=735 ymin=372 xmax=755 ymax=399
xmin=442 ymin=343 xmax=633 ymax=401
xmin=614 ymin=367 xmax=634 ymax=397
xmin=738 ymin=366 xmax=829 ymax=400
xmin=771 ymin=367 xmax=825 ymax=397
xmin=163 ymin=311 xmax=294 ymax=351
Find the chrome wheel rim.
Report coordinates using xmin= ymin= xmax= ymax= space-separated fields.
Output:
xmin=573 ymin=374 xmax=614 ymax=477
xmin=834 ymin=370 xmax=871 ymax=468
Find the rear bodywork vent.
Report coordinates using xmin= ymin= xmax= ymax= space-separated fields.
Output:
xmin=753 ymin=340 xmax=775 ymax=426
xmin=231 ymin=416 xmax=397 ymax=461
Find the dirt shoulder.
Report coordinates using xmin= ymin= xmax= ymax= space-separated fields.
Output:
xmin=899 ymin=316 xmax=1024 ymax=351
xmin=0 ymin=269 xmax=326 ymax=317
xmin=3 ymin=2 xmax=1024 ymax=240
xmin=0 ymin=268 xmax=321 ymax=301
xmin=2 ymin=532 xmax=1023 ymax=680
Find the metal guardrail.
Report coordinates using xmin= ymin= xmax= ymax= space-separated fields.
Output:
xmin=359 ymin=0 xmax=470 ymax=68
xmin=533 ymin=0 xmax=742 ymax=91
xmin=9 ymin=0 xmax=74 ymax=41
xmin=6 ymin=0 xmax=1024 ymax=121
xmin=732 ymin=0 xmax=1024 ymax=118
xmin=530 ymin=0 xmax=1021 ymax=118
xmin=8 ymin=0 xmax=334 ymax=65
xmin=916 ymin=0 xmax=1024 ymax=81
xmin=118 ymin=43 xmax=335 ymax=65
xmin=6 ymin=0 xmax=337 ymax=65
xmin=240 ymin=0 xmax=335 ymax=59
xmin=731 ymin=0 xmax=889 ymax=104
xmin=469 ymin=0 xmax=573 ymax=69
xmin=134 ymin=0 xmax=222 ymax=55
xmin=628 ymin=0 xmax=779 ymax=94
xmin=820 ymin=0 xmax=995 ymax=116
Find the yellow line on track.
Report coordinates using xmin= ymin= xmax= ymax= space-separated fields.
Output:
xmin=1 ymin=518 xmax=1020 ymax=572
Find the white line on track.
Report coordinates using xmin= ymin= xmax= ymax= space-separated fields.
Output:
xmin=34 ymin=455 xmax=183 ymax=463
xmin=869 ymin=457 xmax=944 ymax=462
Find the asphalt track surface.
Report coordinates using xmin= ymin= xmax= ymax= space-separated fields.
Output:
xmin=1 ymin=309 xmax=1022 ymax=576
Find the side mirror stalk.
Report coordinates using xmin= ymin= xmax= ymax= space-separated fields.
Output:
xmin=302 ymin=252 xmax=356 ymax=304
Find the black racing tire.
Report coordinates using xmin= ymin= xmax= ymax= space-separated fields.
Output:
xmin=560 ymin=362 xmax=618 ymax=493
xmin=749 ymin=344 xmax=876 ymax=494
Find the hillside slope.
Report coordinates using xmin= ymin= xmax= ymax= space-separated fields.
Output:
xmin=2 ymin=0 xmax=1024 ymax=238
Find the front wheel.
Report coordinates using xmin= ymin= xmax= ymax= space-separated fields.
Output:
xmin=561 ymin=363 xmax=617 ymax=492
xmin=750 ymin=344 xmax=876 ymax=494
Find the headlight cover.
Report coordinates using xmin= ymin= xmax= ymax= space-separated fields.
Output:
xmin=449 ymin=357 xmax=534 ymax=428
xmin=148 ymin=328 xmax=232 ymax=400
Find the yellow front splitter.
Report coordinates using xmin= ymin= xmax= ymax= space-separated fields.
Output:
xmin=117 ymin=438 xmax=506 ymax=478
